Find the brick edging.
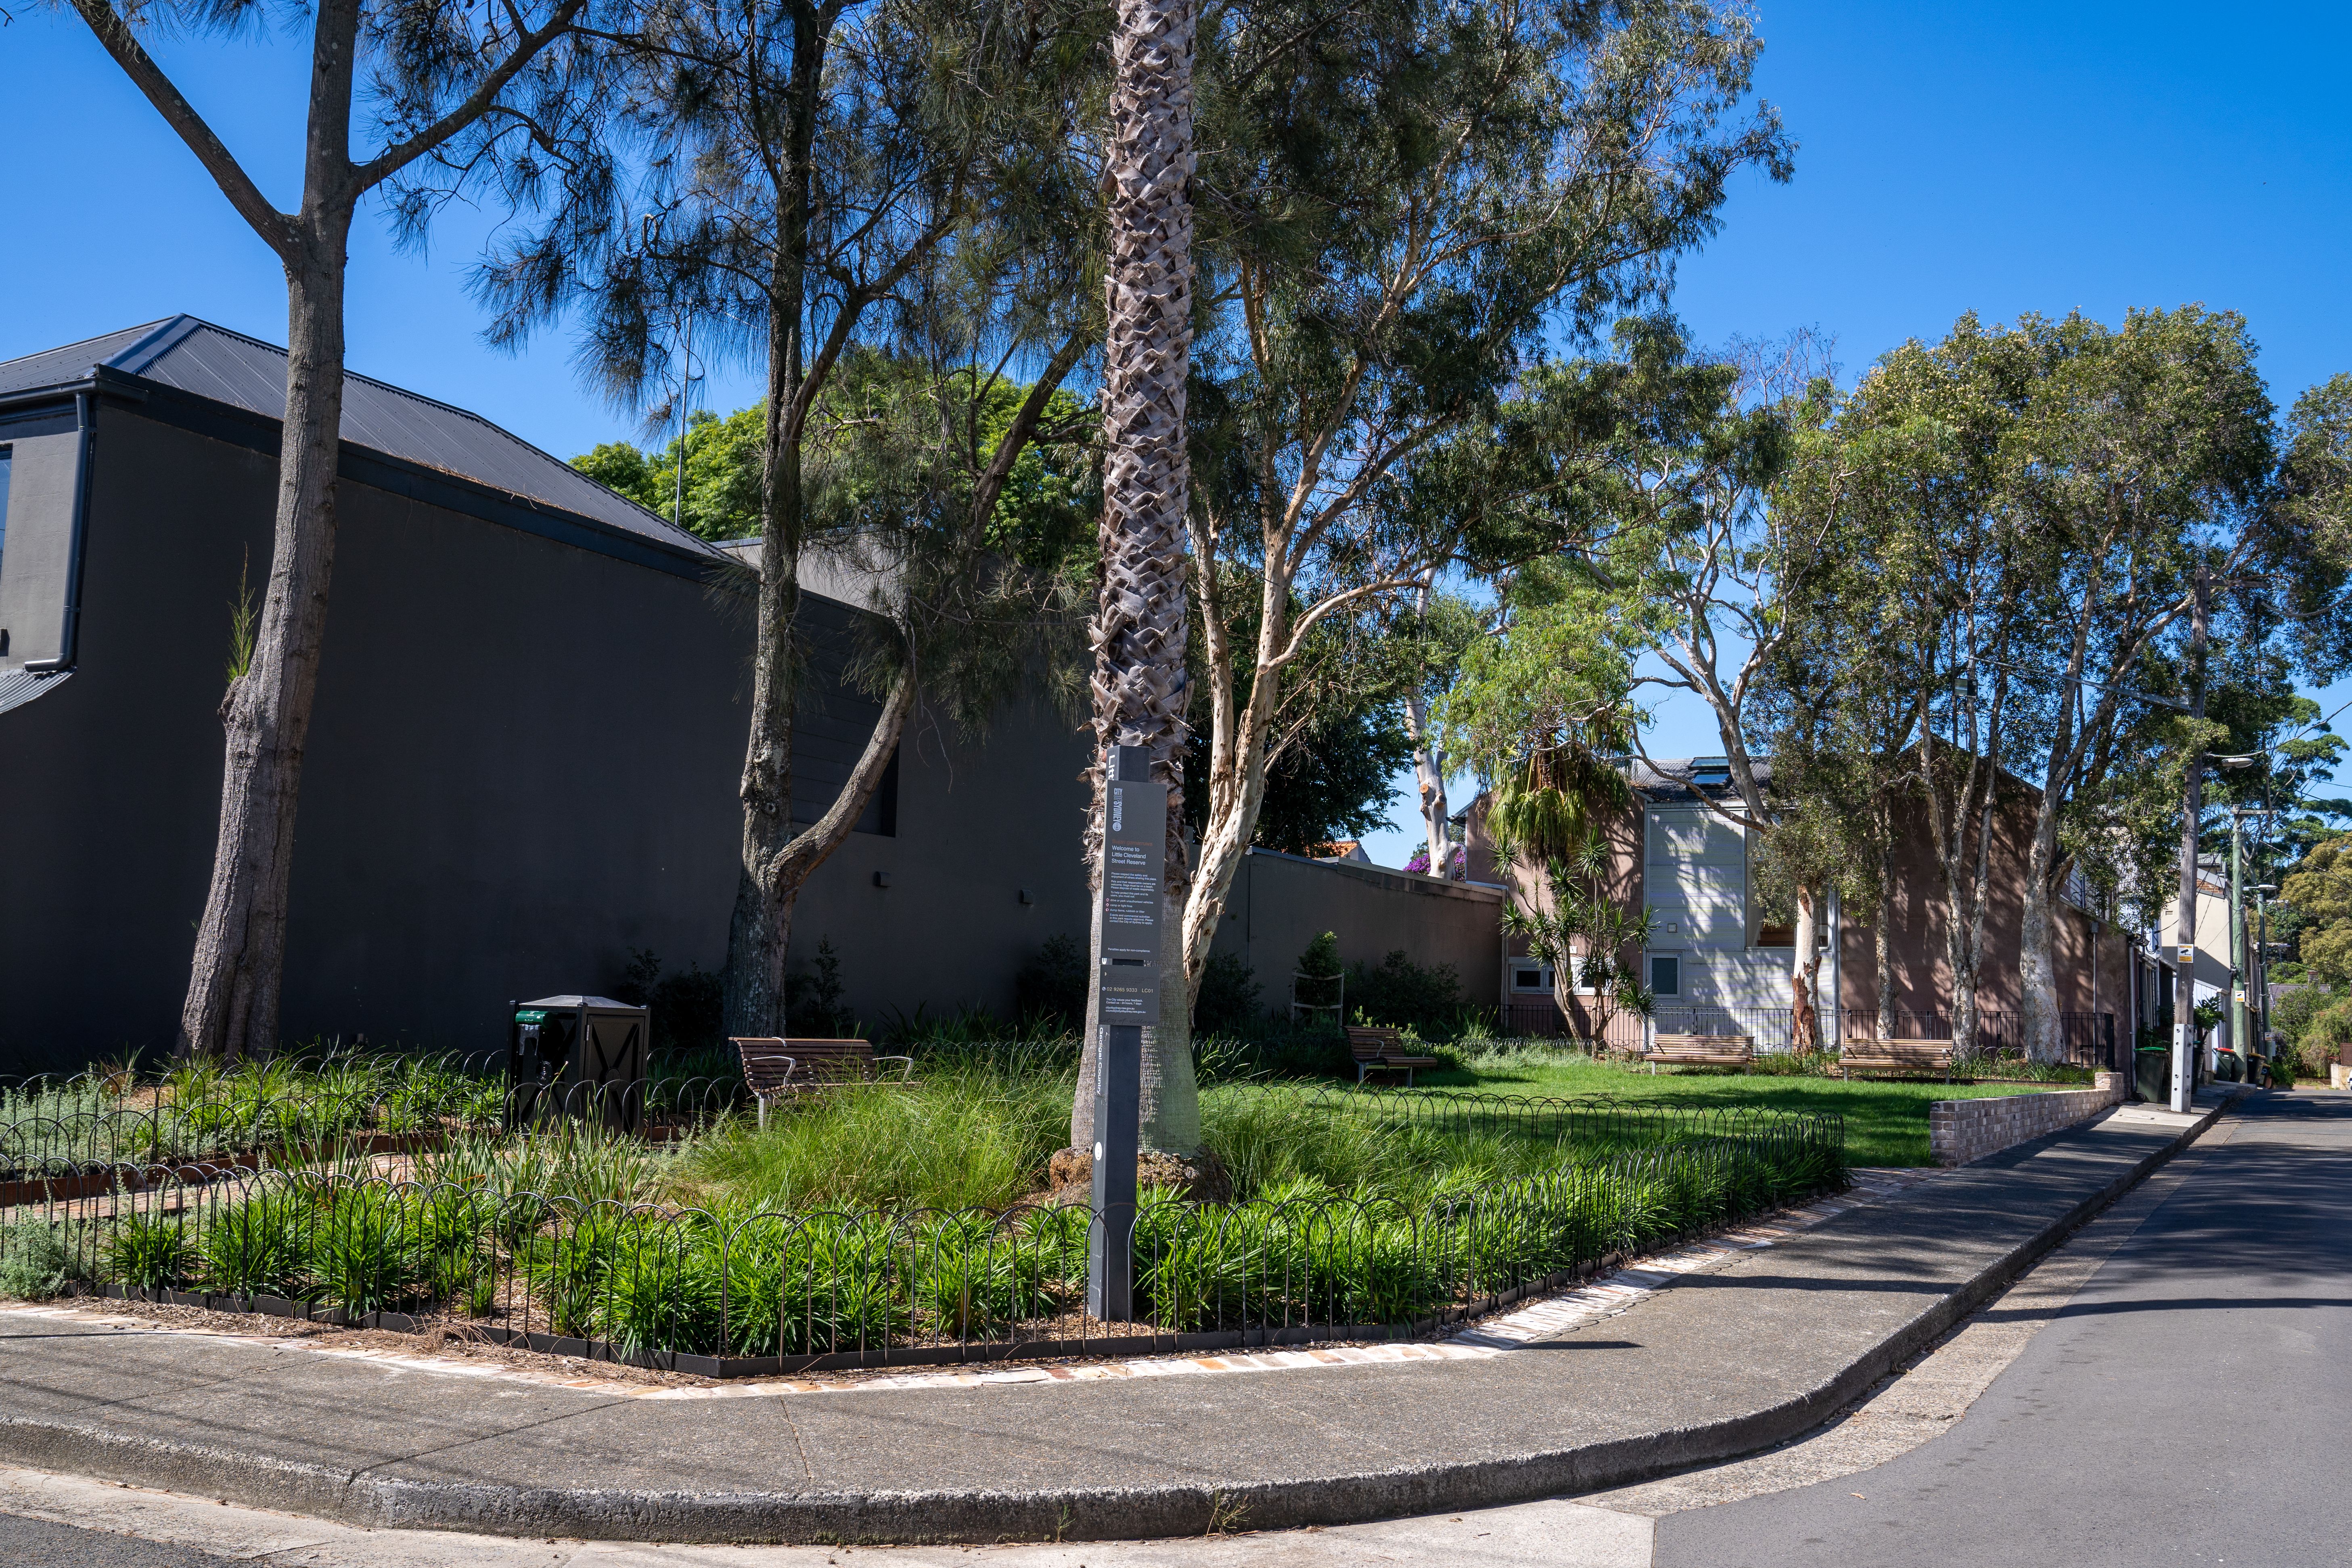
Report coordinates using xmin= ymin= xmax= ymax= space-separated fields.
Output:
xmin=1930 ymin=1072 xmax=2128 ymax=1167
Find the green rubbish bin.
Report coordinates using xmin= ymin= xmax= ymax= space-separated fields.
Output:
xmin=2134 ymin=1047 xmax=2170 ymax=1104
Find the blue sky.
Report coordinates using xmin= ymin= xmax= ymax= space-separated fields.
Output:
xmin=5 ymin=2 xmax=2350 ymax=864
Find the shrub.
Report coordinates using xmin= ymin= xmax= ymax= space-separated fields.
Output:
xmin=2294 ymin=992 xmax=2352 ymax=1077
xmin=2270 ymin=985 xmax=2332 ymax=1048
xmin=1293 ymin=932 xmax=1345 ymax=1022
xmin=615 ymin=949 xmax=732 ymax=1055
xmin=1345 ymin=950 xmax=1465 ymax=1038
xmin=1193 ymin=950 xmax=1262 ymax=1037
xmin=1014 ymin=934 xmax=1090 ymax=1031
xmin=785 ymin=939 xmax=856 ymax=1038
xmin=0 ymin=1221 xmax=86 ymax=1300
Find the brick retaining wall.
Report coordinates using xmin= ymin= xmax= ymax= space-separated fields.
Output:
xmin=1930 ymin=1071 xmax=2127 ymax=1168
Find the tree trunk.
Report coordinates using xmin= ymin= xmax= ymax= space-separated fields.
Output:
xmin=178 ymin=0 xmax=364 ymax=1059
xmin=1072 ymin=0 xmax=1201 ymax=1155
xmin=2017 ymin=858 xmax=2064 ymax=1064
xmin=1403 ymin=685 xmax=1449 ymax=874
xmin=180 ymin=243 xmax=354 ymax=1059
xmin=1789 ymin=883 xmax=1820 ymax=1049
xmin=1874 ymin=831 xmax=1896 ymax=1041
xmin=722 ymin=7 xmax=825 ymax=1041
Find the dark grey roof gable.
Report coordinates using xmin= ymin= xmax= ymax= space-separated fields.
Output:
xmin=0 ymin=316 xmax=720 ymax=565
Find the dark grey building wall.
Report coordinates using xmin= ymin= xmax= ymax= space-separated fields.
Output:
xmin=0 ymin=405 xmax=1092 ymax=1073
xmin=1205 ymin=849 xmax=1504 ymax=1015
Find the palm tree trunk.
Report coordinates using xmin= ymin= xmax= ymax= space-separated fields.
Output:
xmin=1071 ymin=0 xmax=1201 ymax=1156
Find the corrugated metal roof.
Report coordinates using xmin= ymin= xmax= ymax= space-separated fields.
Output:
xmin=0 ymin=316 xmax=721 ymax=562
xmin=0 ymin=667 xmax=72 ymax=717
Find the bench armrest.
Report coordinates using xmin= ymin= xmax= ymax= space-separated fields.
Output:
xmin=873 ymin=1055 xmax=917 ymax=1081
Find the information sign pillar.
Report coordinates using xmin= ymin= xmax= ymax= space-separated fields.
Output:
xmin=1089 ymin=744 xmax=1165 ymax=1323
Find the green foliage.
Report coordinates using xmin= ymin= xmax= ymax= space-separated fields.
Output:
xmin=199 ymin=1191 xmax=307 ymax=1297
xmin=784 ymin=938 xmax=856 ymax=1038
xmin=1247 ymin=703 xmax=1414 ymax=855
xmin=2269 ymin=985 xmax=2333 ymax=1047
xmin=2280 ymin=837 xmax=2352 ymax=987
xmin=224 ymin=548 xmax=258 ymax=688
xmin=2292 ymin=992 xmax=2352 ymax=1076
xmin=1345 ymin=951 xmax=1465 ymax=1038
xmin=1193 ymin=950 xmax=1263 ymax=1037
xmin=1297 ymin=932 xmax=1342 ymax=979
xmin=1438 ymin=566 xmax=1641 ymax=843
xmin=106 ymin=1213 xmax=195 ymax=1290
xmin=665 ymin=1065 xmax=1072 ymax=1213
xmin=571 ymin=405 xmax=768 ymax=542
xmin=1014 ymin=935 xmax=1089 ymax=1032
xmin=612 ymin=950 xmax=728 ymax=1056
xmin=0 ymin=1222 xmax=85 ymax=1300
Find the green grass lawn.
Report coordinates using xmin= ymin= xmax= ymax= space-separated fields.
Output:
xmin=1405 ymin=1047 xmax=2065 ymax=1167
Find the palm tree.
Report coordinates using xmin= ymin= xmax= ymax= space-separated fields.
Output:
xmin=1071 ymin=0 xmax=1202 ymax=1156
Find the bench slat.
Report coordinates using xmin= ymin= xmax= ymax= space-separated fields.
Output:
xmin=1838 ymin=1038 xmax=1954 ymax=1078
xmin=733 ymin=1037 xmax=916 ymax=1121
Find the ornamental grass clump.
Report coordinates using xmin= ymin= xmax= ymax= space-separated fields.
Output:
xmin=105 ymin=1212 xmax=195 ymax=1290
xmin=199 ymin=1189 xmax=307 ymax=1297
xmin=663 ymin=1064 xmax=1069 ymax=1213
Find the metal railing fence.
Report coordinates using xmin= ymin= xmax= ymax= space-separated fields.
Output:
xmin=1497 ymin=1002 xmax=2119 ymax=1069
xmin=2 ymin=1102 xmax=1842 ymax=1376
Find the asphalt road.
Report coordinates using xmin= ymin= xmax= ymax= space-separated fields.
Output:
xmin=0 ymin=1511 xmax=240 ymax=1567
xmin=1657 ymin=1090 xmax=2352 ymax=1568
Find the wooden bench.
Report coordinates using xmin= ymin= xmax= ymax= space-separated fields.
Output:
xmin=731 ymin=1037 xmax=915 ymax=1126
xmin=1346 ymin=1026 xmax=1440 ymax=1087
xmin=1837 ymin=1038 xmax=1954 ymax=1080
xmin=1630 ymin=1033 xmax=1754 ymax=1073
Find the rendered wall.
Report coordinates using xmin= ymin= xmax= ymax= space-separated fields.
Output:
xmin=1205 ymin=849 xmax=1504 ymax=1014
xmin=0 ymin=406 xmax=1092 ymax=1072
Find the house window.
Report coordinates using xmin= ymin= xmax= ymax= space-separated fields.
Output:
xmin=1648 ymin=954 xmax=1682 ymax=997
xmin=1510 ymin=963 xmax=1555 ymax=992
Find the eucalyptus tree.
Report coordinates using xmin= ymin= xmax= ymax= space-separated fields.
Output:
xmin=1177 ymin=0 xmax=1791 ymax=1020
xmin=1396 ymin=585 xmax=1482 ymax=875
xmin=1783 ymin=318 xmax=2037 ymax=1058
xmin=53 ymin=0 xmax=609 ymax=1058
xmin=1750 ymin=540 xmax=1924 ymax=1043
xmin=1565 ymin=318 xmax=1825 ymax=1034
xmin=1879 ymin=310 xmax=2352 ymax=1062
xmin=483 ymin=0 xmax=1104 ymax=1038
xmin=1070 ymin=0 xmax=1203 ymax=1158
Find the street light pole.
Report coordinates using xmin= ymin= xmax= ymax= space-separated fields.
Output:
xmin=2171 ymin=576 xmax=2210 ymax=1115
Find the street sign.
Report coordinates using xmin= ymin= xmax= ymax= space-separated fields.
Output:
xmin=2176 ymin=944 xmax=2196 ymax=967
xmin=1090 ymin=744 xmax=1164 ymax=1323
xmin=1097 ymin=750 xmax=1168 ymax=1022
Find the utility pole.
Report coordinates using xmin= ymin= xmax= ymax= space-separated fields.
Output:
xmin=2253 ymin=881 xmax=2278 ymax=1066
xmin=2171 ymin=571 xmax=2209 ymax=1115
xmin=2229 ymin=809 xmax=2247 ymax=1077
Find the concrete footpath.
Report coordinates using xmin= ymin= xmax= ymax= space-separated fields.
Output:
xmin=0 ymin=1090 xmax=2242 ymax=1546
